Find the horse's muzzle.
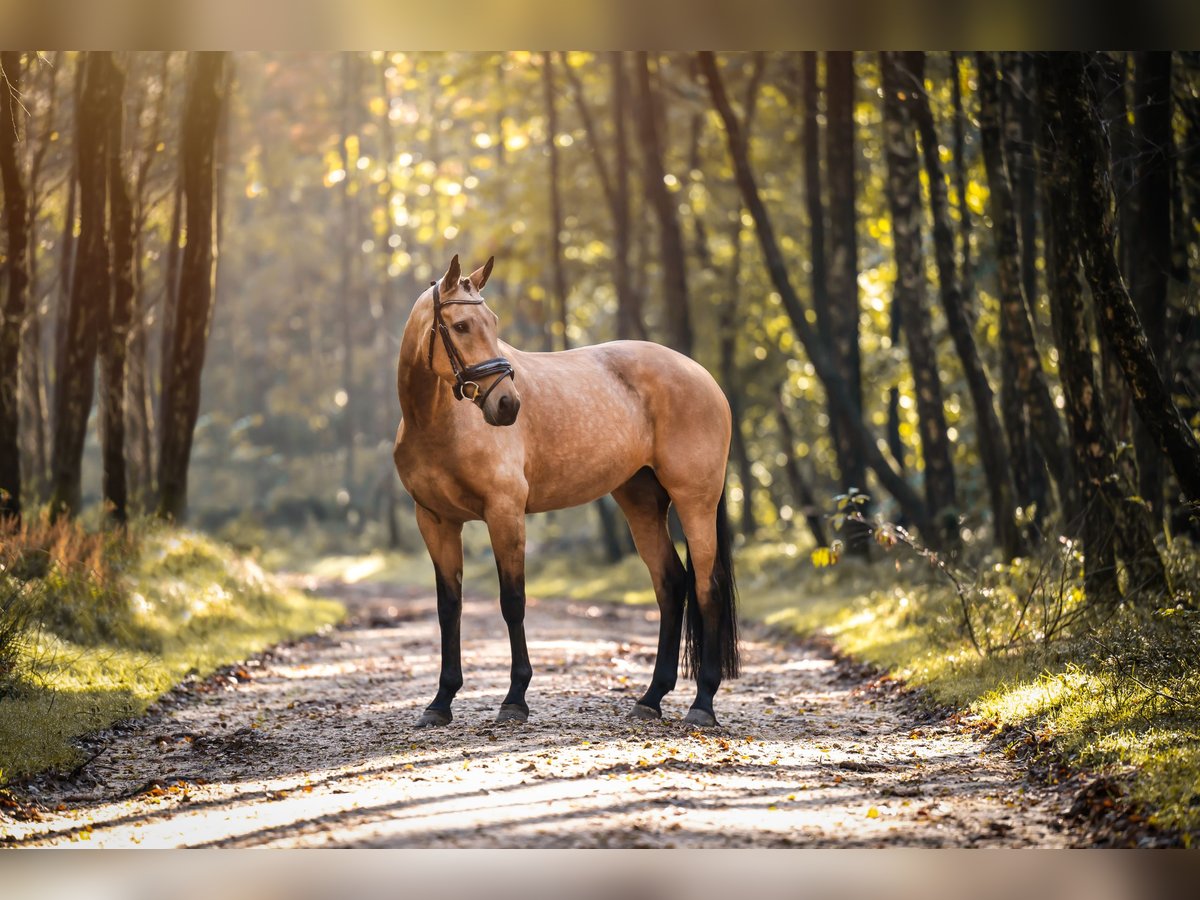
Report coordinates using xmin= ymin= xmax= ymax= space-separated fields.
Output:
xmin=487 ymin=393 xmax=521 ymax=427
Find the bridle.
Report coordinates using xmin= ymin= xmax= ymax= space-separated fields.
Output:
xmin=426 ymin=279 xmax=516 ymax=406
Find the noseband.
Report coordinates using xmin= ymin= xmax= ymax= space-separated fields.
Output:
xmin=426 ymin=280 xmax=516 ymax=406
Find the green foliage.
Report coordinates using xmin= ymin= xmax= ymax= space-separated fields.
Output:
xmin=0 ymin=518 xmax=344 ymax=780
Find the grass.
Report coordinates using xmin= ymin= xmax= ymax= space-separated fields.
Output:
xmin=0 ymin=517 xmax=344 ymax=781
xmin=303 ymin=531 xmax=1200 ymax=842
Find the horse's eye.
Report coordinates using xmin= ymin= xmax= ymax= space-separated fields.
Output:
xmin=453 ymin=322 xmax=469 ymax=334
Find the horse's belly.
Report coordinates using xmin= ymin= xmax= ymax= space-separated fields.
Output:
xmin=524 ymin=453 xmax=645 ymax=514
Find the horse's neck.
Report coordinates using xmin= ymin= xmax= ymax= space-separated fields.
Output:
xmin=397 ymin=328 xmax=452 ymax=430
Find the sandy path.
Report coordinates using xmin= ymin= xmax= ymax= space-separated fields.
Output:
xmin=2 ymin=580 xmax=1081 ymax=848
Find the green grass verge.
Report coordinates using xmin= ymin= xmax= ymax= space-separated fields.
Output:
xmin=304 ymin=537 xmax=1199 ymax=842
xmin=0 ymin=526 xmax=343 ymax=782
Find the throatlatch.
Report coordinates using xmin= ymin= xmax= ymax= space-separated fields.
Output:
xmin=426 ymin=280 xmax=516 ymax=406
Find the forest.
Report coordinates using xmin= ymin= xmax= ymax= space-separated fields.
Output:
xmin=1 ymin=51 xmax=1199 ymax=848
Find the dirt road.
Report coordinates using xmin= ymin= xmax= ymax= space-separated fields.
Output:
xmin=3 ymin=580 xmax=1082 ymax=847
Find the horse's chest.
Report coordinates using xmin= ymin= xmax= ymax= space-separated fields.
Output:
xmin=394 ymin=436 xmax=486 ymax=521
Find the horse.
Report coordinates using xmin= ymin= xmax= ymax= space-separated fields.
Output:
xmin=392 ymin=254 xmax=738 ymax=728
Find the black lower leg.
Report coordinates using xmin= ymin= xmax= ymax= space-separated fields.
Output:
xmin=498 ymin=571 xmax=531 ymax=720
xmin=419 ymin=567 xmax=462 ymax=725
xmin=637 ymin=564 xmax=687 ymax=712
xmin=685 ymin=604 xmax=723 ymax=726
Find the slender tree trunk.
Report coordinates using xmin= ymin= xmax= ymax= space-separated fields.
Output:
xmin=127 ymin=52 xmax=171 ymax=507
xmin=881 ymin=52 xmax=958 ymax=549
xmin=634 ymin=52 xmax=692 ymax=355
xmin=20 ymin=52 xmax=58 ymax=503
xmin=54 ymin=58 xmax=84 ymax=405
xmin=610 ymin=53 xmax=643 ymax=341
xmin=157 ymin=175 xmax=184 ymax=429
xmin=337 ymin=53 xmax=359 ymax=511
xmin=776 ymin=393 xmax=828 ymax=547
xmin=976 ymin=52 xmax=1072 ymax=516
xmin=50 ymin=52 xmax=116 ymax=519
xmin=699 ymin=51 xmax=932 ymax=538
xmin=1129 ymin=51 xmax=1173 ymax=519
xmin=156 ymin=52 xmax=227 ymax=521
xmin=1039 ymin=65 xmax=1168 ymax=601
xmin=949 ymin=51 xmax=975 ymax=314
xmin=100 ymin=53 xmax=133 ymax=524
xmin=911 ymin=51 xmax=1023 ymax=559
xmin=0 ymin=51 xmax=30 ymax=521
xmin=1041 ymin=52 xmax=1200 ymax=507
xmin=542 ymin=53 xmax=570 ymax=352
xmin=1092 ymin=53 xmax=1136 ymax=450
xmin=823 ymin=51 xmax=872 ymax=554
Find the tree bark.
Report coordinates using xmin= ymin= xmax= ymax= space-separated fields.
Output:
xmin=881 ymin=52 xmax=958 ymax=549
xmin=911 ymin=51 xmax=1023 ymax=559
xmin=156 ymin=52 xmax=227 ymax=521
xmin=1039 ymin=64 xmax=1168 ymax=601
xmin=127 ymin=52 xmax=171 ymax=506
xmin=976 ymin=52 xmax=1072 ymax=514
xmin=1040 ymin=51 xmax=1200 ymax=508
xmin=561 ymin=53 xmax=645 ymax=342
xmin=949 ymin=52 xmax=975 ymax=316
xmin=0 ymin=51 xmax=30 ymax=521
xmin=99 ymin=54 xmax=133 ymax=524
xmin=776 ymin=393 xmax=828 ymax=547
xmin=823 ymin=51 xmax=873 ymax=553
xmin=50 ymin=52 xmax=116 ymax=519
xmin=542 ymin=53 xmax=570 ymax=352
xmin=1129 ymin=52 xmax=1173 ymax=518
xmin=634 ymin=52 xmax=692 ymax=356
xmin=699 ymin=51 xmax=932 ymax=539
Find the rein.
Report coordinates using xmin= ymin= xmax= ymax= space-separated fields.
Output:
xmin=426 ymin=280 xmax=516 ymax=406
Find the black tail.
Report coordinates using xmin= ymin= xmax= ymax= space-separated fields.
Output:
xmin=683 ymin=490 xmax=740 ymax=680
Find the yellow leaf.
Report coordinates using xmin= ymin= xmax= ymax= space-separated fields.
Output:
xmin=866 ymin=807 xmax=880 ymax=819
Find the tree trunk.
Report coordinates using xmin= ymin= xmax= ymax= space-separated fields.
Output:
xmin=1091 ymin=53 xmax=1136 ymax=450
xmin=634 ymin=52 xmax=692 ymax=356
xmin=50 ymin=52 xmax=116 ymax=519
xmin=776 ymin=392 xmax=828 ymax=547
xmin=949 ymin=52 xmax=975 ymax=315
xmin=156 ymin=52 xmax=227 ymax=521
xmin=976 ymin=52 xmax=1072 ymax=516
xmin=1040 ymin=51 xmax=1200 ymax=508
xmin=99 ymin=54 xmax=133 ymax=524
xmin=0 ymin=51 xmax=30 ymax=521
xmin=699 ymin=51 xmax=932 ymax=539
xmin=610 ymin=54 xmax=643 ymax=341
xmin=1039 ymin=64 xmax=1168 ymax=601
xmin=542 ymin=53 xmax=570 ymax=352
xmin=824 ymin=52 xmax=871 ymax=552
xmin=337 ymin=53 xmax=359 ymax=512
xmin=911 ymin=51 xmax=1023 ymax=559
xmin=881 ymin=52 xmax=958 ymax=549
xmin=1129 ymin=52 xmax=1173 ymax=519
xmin=127 ymin=52 xmax=171 ymax=507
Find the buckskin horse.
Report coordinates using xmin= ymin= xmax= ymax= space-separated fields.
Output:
xmin=393 ymin=255 xmax=738 ymax=727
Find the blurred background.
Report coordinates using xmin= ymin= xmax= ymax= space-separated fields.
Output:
xmin=3 ymin=51 xmax=1198 ymax=567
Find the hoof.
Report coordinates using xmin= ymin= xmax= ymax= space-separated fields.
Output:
xmin=416 ymin=708 xmax=452 ymax=728
xmin=683 ymin=708 xmax=718 ymax=728
xmin=496 ymin=703 xmax=529 ymax=723
xmin=630 ymin=703 xmax=662 ymax=721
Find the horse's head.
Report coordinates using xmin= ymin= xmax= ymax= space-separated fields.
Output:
xmin=425 ymin=254 xmax=522 ymax=426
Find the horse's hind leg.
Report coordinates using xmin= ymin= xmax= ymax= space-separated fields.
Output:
xmin=611 ymin=468 xmax=686 ymax=720
xmin=673 ymin=498 xmax=736 ymax=727
xmin=414 ymin=507 xmax=464 ymax=727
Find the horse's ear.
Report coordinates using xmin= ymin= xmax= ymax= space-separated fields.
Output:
xmin=439 ymin=254 xmax=461 ymax=294
xmin=469 ymin=256 xmax=495 ymax=292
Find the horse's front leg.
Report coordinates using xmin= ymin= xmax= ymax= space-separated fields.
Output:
xmin=485 ymin=504 xmax=531 ymax=723
xmin=415 ymin=507 xmax=465 ymax=727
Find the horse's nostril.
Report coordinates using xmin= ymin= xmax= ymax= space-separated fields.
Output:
xmin=499 ymin=395 xmax=511 ymax=411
